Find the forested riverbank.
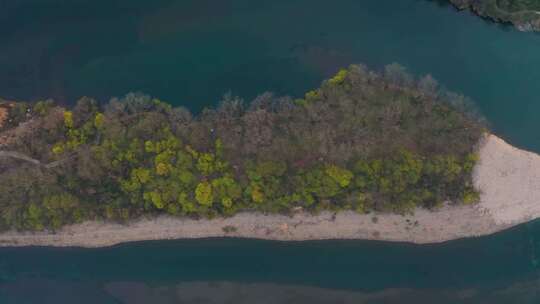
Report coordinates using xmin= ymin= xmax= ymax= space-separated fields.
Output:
xmin=449 ymin=0 xmax=540 ymax=31
xmin=0 ymin=64 xmax=484 ymax=232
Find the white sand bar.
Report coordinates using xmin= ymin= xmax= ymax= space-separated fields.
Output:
xmin=0 ymin=134 xmax=538 ymax=248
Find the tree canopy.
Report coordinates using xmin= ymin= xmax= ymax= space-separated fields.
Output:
xmin=0 ymin=64 xmax=486 ymax=231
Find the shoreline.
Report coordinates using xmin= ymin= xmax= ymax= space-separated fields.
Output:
xmin=0 ymin=134 xmax=538 ymax=248
xmin=448 ymin=0 xmax=540 ymax=32
xmin=0 ymin=206 xmax=510 ymax=248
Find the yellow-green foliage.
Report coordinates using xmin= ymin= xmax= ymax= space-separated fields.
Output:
xmin=155 ymin=162 xmax=169 ymax=176
xmin=63 ymin=111 xmax=74 ymax=128
xmin=154 ymin=150 xmax=174 ymax=176
xmin=355 ymin=150 xmax=423 ymax=194
xmin=185 ymin=145 xmax=199 ymax=158
xmin=328 ymin=69 xmax=348 ymax=85
xmin=53 ymin=109 xmax=104 ymax=155
xmin=197 ymin=153 xmax=215 ymax=176
xmin=463 ymin=153 xmax=479 ymax=172
xmin=25 ymin=203 xmax=44 ymax=230
xmin=121 ymin=168 xmax=151 ymax=193
xmin=132 ymin=168 xmax=151 ymax=184
xmin=462 ymin=188 xmax=480 ymax=204
xmin=250 ymin=183 xmax=264 ymax=203
xmin=325 ymin=165 xmax=353 ymax=187
xmin=305 ymin=90 xmax=320 ymax=101
xmin=117 ymin=127 xmax=233 ymax=213
xmin=353 ymin=149 xmax=474 ymax=212
xmin=153 ymin=98 xmax=172 ymax=111
xmin=52 ymin=143 xmax=65 ymax=155
xmin=32 ymin=100 xmax=54 ymax=116
xmin=66 ymin=129 xmax=85 ymax=149
xmin=144 ymin=191 xmax=165 ymax=209
xmin=177 ymin=192 xmax=196 ymax=213
xmin=245 ymin=161 xmax=287 ymax=207
xmin=221 ymin=197 xmax=233 ymax=209
xmin=145 ymin=140 xmax=155 ymax=153
xmin=293 ymin=98 xmax=308 ymax=107
xmin=94 ymin=112 xmax=105 ymax=129
xmin=211 ymin=176 xmax=242 ymax=208
xmin=195 ymin=181 xmax=213 ymax=206
xmin=42 ymin=193 xmax=80 ymax=229
xmin=1 ymin=65 xmax=485 ymax=231
xmin=177 ymin=169 xmax=195 ymax=185
xmin=425 ymin=155 xmax=462 ymax=182
xmin=145 ymin=133 xmax=181 ymax=155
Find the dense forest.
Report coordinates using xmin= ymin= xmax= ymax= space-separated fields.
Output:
xmin=0 ymin=64 xmax=486 ymax=231
xmin=450 ymin=0 xmax=540 ymax=30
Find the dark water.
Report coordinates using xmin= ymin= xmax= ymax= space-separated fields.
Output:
xmin=3 ymin=0 xmax=540 ymax=151
xmin=2 ymin=221 xmax=540 ymax=303
xmin=2 ymin=0 xmax=540 ymax=303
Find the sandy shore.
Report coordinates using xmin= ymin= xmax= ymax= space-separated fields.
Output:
xmin=0 ymin=134 xmax=538 ymax=248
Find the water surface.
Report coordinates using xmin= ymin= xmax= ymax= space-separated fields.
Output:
xmin=2 ymin=0 xmax=540 ymax=303
xmin=2 ymin=0 xmax=540 ymax=150
xmin=1 ymin=220 xmax=540 ymax=303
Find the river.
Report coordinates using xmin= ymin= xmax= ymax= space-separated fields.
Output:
xmin=1 ymin=0 xmax=540 ymax=303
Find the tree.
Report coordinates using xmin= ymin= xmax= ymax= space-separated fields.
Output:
xmin=195 ymin=181 xmax=213 ymax=206
xmin=197 ymin=153 xmax=216 ymax=176
xmin=94 ymin=113 xmax=105 ymax=129
xmin=211 ymin=176 xmax=241 ymax=208
xmin=0 ymin=64 xmax=485 ymax=231
xmin=418 ymin=74 xmax=439 ymax=96
xmin=325 ymin=165 xmax=353 ymax=187
xmin=384 ymin=63 xmax=413 ymax=87
xmin=42 ymin=193 xmax=81 ymax=229
xmin=327 ymin=69 xmax=348 ymax=86
xmin=63 ymin=111 xmax=74 ymax=129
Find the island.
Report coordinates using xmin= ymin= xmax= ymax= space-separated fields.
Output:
xmin=0 ymin=64 xmax=538 ymax=247
xmin=450 ymin=0 xmax=540 ymax=31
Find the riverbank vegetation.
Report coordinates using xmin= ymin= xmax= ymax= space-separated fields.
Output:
xmin=0 ymin=64 xmax=486 ymax=231
xmin=449 ymin=0 xmax=540 ymax=31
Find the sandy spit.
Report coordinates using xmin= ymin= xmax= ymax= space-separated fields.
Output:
xmin=0 ymin=134 xmax=537 ymax=248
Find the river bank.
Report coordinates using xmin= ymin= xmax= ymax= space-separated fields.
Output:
xmin=449 ymin=0 xmax=540 ymax=32
xmin=0 ymin=134 xmax=537 ymax=248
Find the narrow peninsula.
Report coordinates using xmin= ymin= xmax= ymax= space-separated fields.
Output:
xmin=0 ymin=64 xmax=538 ymax=247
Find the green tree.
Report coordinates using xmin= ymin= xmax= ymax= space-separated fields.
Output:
xmin=325 ymin=165 xmax=353 ymax=187
xmin=195 ymin=181 xmax=214 ymax=206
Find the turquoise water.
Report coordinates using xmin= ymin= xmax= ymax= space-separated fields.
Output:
xmin=2 ymin=0 xmax=540 ymax=302
xmin=3 ymin=0 xmax=540 ymax=151
xmin=2 ymin=222 xmax=540 ymax=303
